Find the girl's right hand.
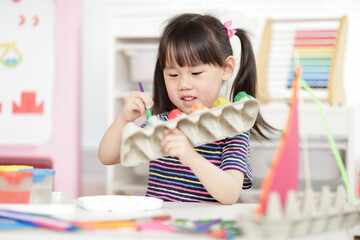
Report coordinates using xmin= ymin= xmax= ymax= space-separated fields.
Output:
xmin=120 ymin=91 xmax=154 ymax=122
xmin=98 ymin=91 xmax=153 ymax=165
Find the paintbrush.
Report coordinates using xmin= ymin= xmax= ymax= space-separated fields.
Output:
xmin=138 ymin=82 xmax=152 ymax=119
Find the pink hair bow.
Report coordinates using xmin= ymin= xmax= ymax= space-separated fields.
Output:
xmin=223 ymin=20 xmax=236 ymax=38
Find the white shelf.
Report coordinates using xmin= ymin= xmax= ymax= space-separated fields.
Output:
xmin=114 ymin=90 xmax=130 ymax=99
xmin=116 ymin=42 xmax=158 ymax=52
xmin=106 ymin=11 xmax=168 ymax=195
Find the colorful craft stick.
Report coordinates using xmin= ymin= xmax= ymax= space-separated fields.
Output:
xmin=0 ymin=209 xmax=79 ymax=231
xmin=136 ymin=220 xmax=175 ymax=232
xmin=193 ymin=218 xmax=222 ymax=233
xmin=77 ymin=215 xmax=172 ymax=230
xmin=78 ymin=220 xmax=135 ymax=230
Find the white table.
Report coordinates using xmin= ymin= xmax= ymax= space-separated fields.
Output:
xmin=0 ymin=201 xmax=353 ymax=240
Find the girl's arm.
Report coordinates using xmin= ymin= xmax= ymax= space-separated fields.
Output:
xmin=161 ymin=128 xmax=244 ymax=205
xmin=98 ymin=92 xmax=153 ymax=165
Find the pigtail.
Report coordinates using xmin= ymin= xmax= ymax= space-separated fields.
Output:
xmin=231 ymin=29 xmax=276 ymax=140
xmin=231 ymin=29 xmax=256 ymax=100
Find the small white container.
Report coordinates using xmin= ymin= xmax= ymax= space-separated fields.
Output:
xmin=125 ymin=48 xmax=157 ymax=82
xmin=20 ymin=169 xmax=55 ymax=204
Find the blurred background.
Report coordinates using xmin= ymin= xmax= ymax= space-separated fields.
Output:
xmin=1 ymin=0 xmax=359 ymax=201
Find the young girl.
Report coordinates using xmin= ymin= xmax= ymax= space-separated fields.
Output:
xmin=98 ymin=13 xmax=273 ymax=204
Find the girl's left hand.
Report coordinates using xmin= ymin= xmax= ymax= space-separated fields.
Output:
xmin=160 ymin=128 xmax=197 ymax=165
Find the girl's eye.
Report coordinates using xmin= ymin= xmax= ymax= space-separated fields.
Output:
xmin=169 ymin=74 xmax=178 ymax=77
xmin=192 ymin=72 xmax=202 ymax=76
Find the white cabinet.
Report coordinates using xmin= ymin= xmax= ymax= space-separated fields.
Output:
xmin=106 ymin=11 xmax=172 ymax=195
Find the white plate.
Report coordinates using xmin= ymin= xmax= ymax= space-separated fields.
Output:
xmin=77 ymin=195 xmax=164 ymax=212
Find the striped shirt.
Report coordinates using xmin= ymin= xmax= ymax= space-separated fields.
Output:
xmin=143 ymin=112 xmax=253 ymax=202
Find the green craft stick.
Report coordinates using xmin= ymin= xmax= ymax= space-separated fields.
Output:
xmin=145 ymin=109 xmax=152 ymax=119
xmin=138 ymin=82 xmax=152 ymax=120
xmin=300 ymin=79 xmax=355 ymax=204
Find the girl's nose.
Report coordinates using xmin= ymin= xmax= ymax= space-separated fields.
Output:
xmin=178 ymin=75 xmax=193 ymax=90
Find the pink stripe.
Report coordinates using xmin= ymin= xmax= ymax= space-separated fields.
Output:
xmin=148 ymin=180 xmax=209 ymax=195
xmin=223 ymin=149 xmax=247 ymax=155
xmin=221 ymin=165 xmax=248 ymax=173
xmin=150 ymin=163 xmax=193 ymax=173
xmin=152 ymin=158 xmax=220 ymax=166
xmin=151 ymin=159 xmax=186 ymax=168
xmin=224 ymin=139 xmax=248 ymax=145
xmin=209 ymin=159 xmax=221 ymax=164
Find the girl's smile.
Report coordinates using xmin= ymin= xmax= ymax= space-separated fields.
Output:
xmin=181 ymin=95 xmax=197 ymax=107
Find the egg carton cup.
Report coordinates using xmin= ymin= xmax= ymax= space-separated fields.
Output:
xmin=239 ymin=185 xmax=360 ymax=239
xmin=120 ymin=97 xmax=259 ymax=167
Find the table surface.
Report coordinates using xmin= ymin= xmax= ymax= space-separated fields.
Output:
xmin=0 ymin=201 xmax=353 ymax=240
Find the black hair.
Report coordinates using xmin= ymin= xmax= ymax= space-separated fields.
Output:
xmin=152 ymin=13 xmax=274 ymax=139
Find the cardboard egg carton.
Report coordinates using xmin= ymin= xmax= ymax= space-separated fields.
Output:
xmin=239 ymin=185 xmax=360 ymax=238
xmin=120 ymin=96 xmax=259 ymax=167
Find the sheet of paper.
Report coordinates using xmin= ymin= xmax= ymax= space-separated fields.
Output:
xmin=0 ymin=0 xmax=54 ymax=145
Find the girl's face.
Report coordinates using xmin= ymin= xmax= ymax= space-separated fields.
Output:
xmin=163 ymin=57 xmax=234 ymax=114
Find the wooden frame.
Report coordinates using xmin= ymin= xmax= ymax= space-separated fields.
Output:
xmin=256 ymin=16 xmax=348 ymax=105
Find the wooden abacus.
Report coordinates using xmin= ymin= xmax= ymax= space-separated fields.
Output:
xmin=256 ymin=16 xmax=347 ymax=105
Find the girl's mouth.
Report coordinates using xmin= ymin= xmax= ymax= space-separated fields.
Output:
xmin=181 ymin=96 xmax=197 ymax=107
xmin=182 ymin=96 xmax=196 ymax=101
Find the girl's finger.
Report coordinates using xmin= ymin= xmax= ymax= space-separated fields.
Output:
xmin=163 ymin=128 xmax=172 ymax=138
xmin=130 ymin=91 xmax=153 ymax=109
xmin=132 ymin=96 xmax=146 ymax=115
xmin=161 ymin=131 xmax=177 ymax=149
xmin=162 ymin=140 xmax=179 ymax=158
xmin=124 ymin=100 xmax=142 ymax=116
xmin=138 ymin=92 xmax=154 ymax=109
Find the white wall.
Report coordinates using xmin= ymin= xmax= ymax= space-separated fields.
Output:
xmin=82 ymin=0 xmax=360 ymax=150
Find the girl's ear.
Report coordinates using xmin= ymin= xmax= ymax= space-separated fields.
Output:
xmin=222 ymin=56 xmax=236 ymax=81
